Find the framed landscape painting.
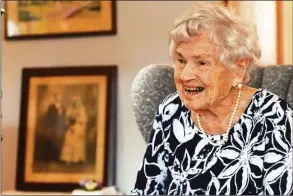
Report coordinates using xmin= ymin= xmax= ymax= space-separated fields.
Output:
xmin=16 ymin=66 xmax=117 ymax=191
xmin=4 ymin=0 xmax=116 ymax=39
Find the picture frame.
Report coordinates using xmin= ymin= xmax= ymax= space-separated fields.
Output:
xmin=16 ymin=66 xmax=117 ymax=191
xmin=4 ymin=1 xmax=117 ymax=40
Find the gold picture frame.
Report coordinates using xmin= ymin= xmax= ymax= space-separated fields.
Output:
xmin=16 ymin=66 xmax=117 ymax=191
xmin=4 ymin=1 xmax=116 ymax=39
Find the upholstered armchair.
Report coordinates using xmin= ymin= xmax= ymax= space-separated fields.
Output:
xmin=131 ymin=64 xmax=293 ymax=143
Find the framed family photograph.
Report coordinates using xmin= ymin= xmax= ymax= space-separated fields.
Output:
xmin=16 ymin=66 xmax=117 ymax=191
xmin=4 ymin=0 xmax=116 ymax=39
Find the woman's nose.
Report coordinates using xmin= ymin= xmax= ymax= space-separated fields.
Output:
xmin=180 ymin=63 xmax=197 ymax=81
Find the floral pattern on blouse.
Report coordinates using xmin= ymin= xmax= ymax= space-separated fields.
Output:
xmin=131 ymin=89 xmax=293 ymax=195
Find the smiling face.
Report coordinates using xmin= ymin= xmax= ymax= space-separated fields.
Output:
xmin=173 ymin=33 xmax=237 ymax=112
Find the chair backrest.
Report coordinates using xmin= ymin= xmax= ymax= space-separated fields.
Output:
xmin=131 ymin=64 xmax=293 ymax=143
xmin=131 ymin=64 xmax=176 ymax=142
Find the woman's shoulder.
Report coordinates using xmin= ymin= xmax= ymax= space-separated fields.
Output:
xmin=156 ymin=92 xmax=189 ymax=123
xmin=255 ymin=89 xmax=292 ymax=109
xmin=158 ymin=92 xmax=182 ymax=112
xmin=252 ymin=88 xmax=293 ymax=119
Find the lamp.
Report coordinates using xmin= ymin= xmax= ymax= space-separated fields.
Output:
xmin=1 ymin=8 xmax=5 ymax=15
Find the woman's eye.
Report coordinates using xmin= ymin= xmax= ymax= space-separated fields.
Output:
xmin=178 ymin=58 xmax=185 ymax=64
xmin=199 ymin=61 xmax=207 ymax=66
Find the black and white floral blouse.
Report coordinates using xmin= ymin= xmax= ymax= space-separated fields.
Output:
xmin=131 ymin=89 xmax=293 ymax=195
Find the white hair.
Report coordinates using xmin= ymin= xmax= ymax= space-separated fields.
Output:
xmin=169 ymin=2 xmax=262 ymax=83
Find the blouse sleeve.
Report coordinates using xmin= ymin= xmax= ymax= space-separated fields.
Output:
xmin=263 ymin=103 xmax=293 ymax=195
xmin=131 ymin=107 xmax=169 ymax=195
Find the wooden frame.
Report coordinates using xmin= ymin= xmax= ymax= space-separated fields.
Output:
xmin=276 ymin=0 xmax=284 ymax=65
xmin=4 ymin=1 xmax=117 ymax=40
xmin=16 ymin=66 xmax=117 ymax=191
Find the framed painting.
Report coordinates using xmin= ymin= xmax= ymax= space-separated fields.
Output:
xmin=16 ymin=66 xmax=117 ymax=191
xmin=4 ymin=0 xmax=116 ymax=40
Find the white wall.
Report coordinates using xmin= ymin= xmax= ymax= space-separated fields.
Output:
xmin=1 ymin=1 xmax=198 ymax=193
xmin=254 ymin=1 xmax=277 ymax=65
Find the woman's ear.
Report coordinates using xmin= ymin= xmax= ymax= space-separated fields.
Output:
xmin=235 ymin=58 xmax=249 ymax=79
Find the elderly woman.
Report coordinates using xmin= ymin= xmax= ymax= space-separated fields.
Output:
xmin=131 ymin=3 xmax=292 ymax=195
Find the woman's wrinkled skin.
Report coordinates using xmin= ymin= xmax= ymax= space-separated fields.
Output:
xmin=173 ymin=33 xmax=257 ymax=134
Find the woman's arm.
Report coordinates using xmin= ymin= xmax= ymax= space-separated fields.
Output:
xmin=263 ymin=103 xmax=293 ymax=195
xmin=131 ymin=108 xmax=169 ymax=195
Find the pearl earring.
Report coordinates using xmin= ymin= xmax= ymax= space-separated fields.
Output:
xmin=236 ymin=82 xmax=242 ymax=90
xmin=233 ymin=80 xmax=243 ymax=90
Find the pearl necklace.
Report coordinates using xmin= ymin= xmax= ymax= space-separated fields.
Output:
xmin=195 ymin=87 xmax=242 ymax=146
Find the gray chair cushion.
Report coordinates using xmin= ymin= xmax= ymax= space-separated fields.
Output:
xmin=247 ymin=67 xmax=264 ymax=88
xmin=131 ymin=64 xmax=176 ymax=143
xmin=132 ymin=64 xmax=293 ymax=143
xmin=286 ymin=77 xmax=293 ymax=107
xmin=261 ymin=65 xmax=293 ymax=101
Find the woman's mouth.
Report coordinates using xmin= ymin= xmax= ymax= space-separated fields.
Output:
xmin=184 ymin=86 xmax=205 ymax=94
